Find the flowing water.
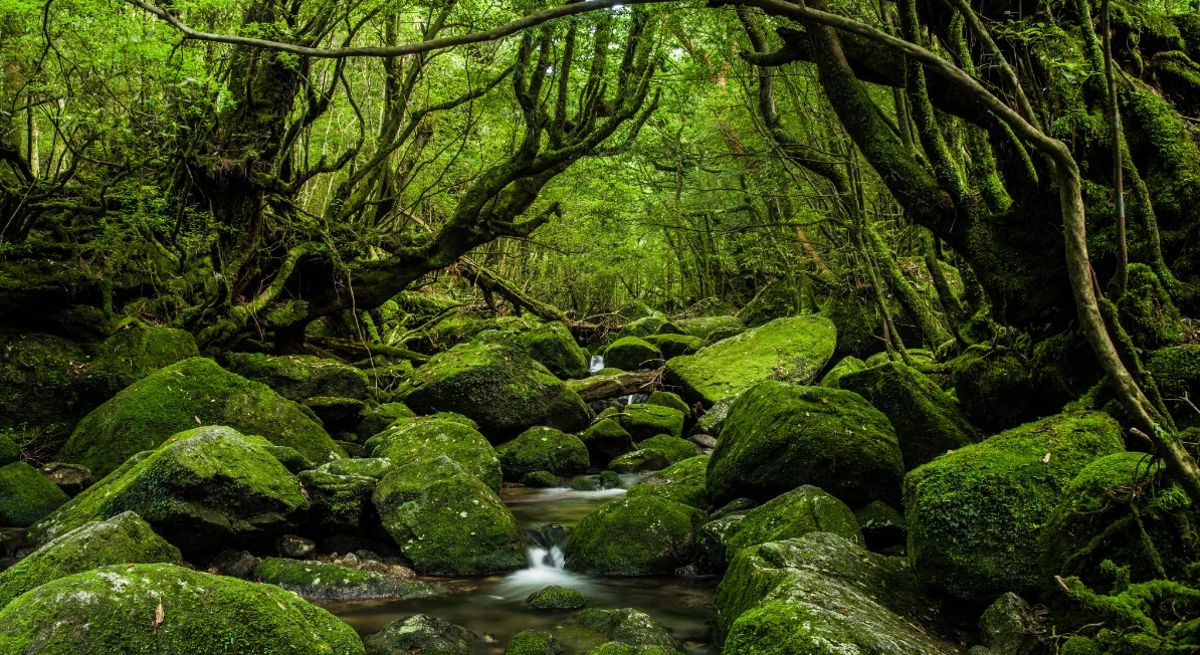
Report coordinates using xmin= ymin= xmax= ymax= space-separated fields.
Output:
xmin=326 ymin=481 xmax=717 ymax=654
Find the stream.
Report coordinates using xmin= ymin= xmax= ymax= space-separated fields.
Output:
xmin=324 ymin=479 xmax=717 ymax=654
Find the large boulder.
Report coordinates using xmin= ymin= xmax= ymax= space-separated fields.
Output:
xmin=373 ymin=456 xmax=525 ymax=575
xmin=0 ymin=461 xmax=68 ymax=527
xmin=497 ymin=426 xmax=589 ymax=481
xmin=666 ymin=315 xmax=836 ymax=406
xmin=253 ymin=557 xmax=441 ymax=601
xmin=29 ymin=426 xmax=308 ymax=555
xmin=366 ymin=416 xmax=501 ymax=491
xmin=675 ymin=315 xmax=744 ymax=341
xmin=58 ymin=357 xmax=343 ymax=478
xmin=0 ymin=563 xmax=364 ymax=654
xmin=603 ymin=337 xmax=663 ymax=371
xmin=708 ymin=381 xmax=904 ymax=507
xmin=520 ymin=321 xmax=589 ymax=379
xmin=716 ymin=533 xmax=954 ymax=654
xmin=365 ymin=615 xmax=474 ymax=655
xmin=949 ymin=346 xmax=1042 ymax=433
xmin=577 ymin=418 xmax=635 ymax=466
xmin=0 ymin=511 xmax=180 ymax=608
xmin=643 ymin=334 xmax=702 ymax=359
xmin=89 ymin=322 xmax=199 ymax=396
xmin=297 ymin=469 xmax=378 ymax=534
xmin=626 ymin=455 xmax=709 ymax=508
xmin=565 ymin=494 xmax=703 ymax=575
xmin=398 ymin=341 xmax=591 ymax=440
xmin=836 ymin=361 xmax=979 ymax=469
xmin=573 ymin=608 xmax=680 ymax=652
xmin=225 ymin=352 xmax=370 ymax=401
xmin=905 ymin=411 xmax=1125 ymax=601
xmin=602 ymin=403 xmax=685 ymax=440
xmin=0 ymin=331 xmax=99 ymax=449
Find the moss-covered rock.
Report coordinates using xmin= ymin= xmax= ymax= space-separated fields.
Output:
xmin=0 ymin=563 xmax=364 ymax=654
xmin=609 ymin=449 xmax=671 ymax=473
xmin=30 ymin=426 xmax=307 ymax=555
xmin=716 ymin=533 xmax=953 ymax=654
xmin=636 ymin=435 xmax=698 ymax=463
xmin=297 ymin=469 xmax=377 ymax=533
xmin=506 ymin=630 xmax=563 ymax=655
xmin=0 ymin=432 xmax=18 ymax=465
xmin=573 ymin=608 xmax=680 ymax=652
xmin=701 ymin=486 xmax=862 ymax=568
xmin=819 ymin=355 xmax=866 ymax=387
xmin=317 ymin=457 xmax=394 ymax=480
xmin=949 ymin=347 xmax=1041 ymax=433
xmin=819 ymin=296 xmax=881 ymax=358
xmin=905 ymin=411 xmax=1125 ymax=601
xmin=708 ymin=381 xmax=904 ymax=507
xmin=366 ymin=615 xmax=474 ymax=655
xmin=854 ymin=501 xmax=907 ymax=552
xmin=836 ymin=361 xmax=979 ymax=469
xmin=0 ymin=461 xmax=68 ymax=527
xmin=976 ymin=592 xmax=1040 ymax=655
xmin=398 ymin=341 xmax=591 ymax=440
xmin=90 ymin=322 xmax=199 ymax=396
xmin=59 ymin=357 xmax=343 ymax=478
xmin=0 ymin=511 xmax=180 ymax=609
xmin=367 ymin=417 xmax=501 ymax=491
xmin=737 ymin=279 xmax=804 ymax=327
xmin=254 ymin=557 xmax=441 ymax=600
xmin=1116 ymin=263 xmax=1184 ymax=349
xmin=626 ymin=455 xmax=709 ymax=508
xmin=527 ymin=584 xmax=587 ymax=610
xmin=373 ymin=456 xmax=525 ymax=575
xmin=0 ymin=331 xmax=99 ymax=450
xmin=578 ymin=418 xmax=636 ymax=466
xmin=666 ymin=316 xmax=837 ymax=406
xmin=225 ymin=352 xmax=370 ymax=401
xmin=643 ymin=334 xmax=701 ymax=359
xmin=693 ymin=398 xmax=731 ymax=436
xmin=498 ymin=426 xmax=590 ymax=481
xmin=355 ymin=402 xmax=416 ymax=441
xmin=619 ymin=404 xmax=686 ymax=440
xmin=1146 ymin=344 xmax=1200 ymax=427
xmin=571 ymin=470 xmax=623 ymax=491
xmin=565 ymin=495 xmax=703 ymax=575
xmin=522 ymin=321 xmax=590 ymax=380
xmin=617 ymin=315 xmax=670 ymax=339
xmin=646 ymin=391 xmax=689 ymax=415
xmin=522 ymin=470 xmax=561 ymax=487
xmin=676 ymin=315 xmax=744 ymax=341
xmin=603 ymin=337 xmax=663 ymax=371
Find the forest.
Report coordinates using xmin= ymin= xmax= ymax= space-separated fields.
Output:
xmin=1 ymin=0 xmax=1199 ymax=653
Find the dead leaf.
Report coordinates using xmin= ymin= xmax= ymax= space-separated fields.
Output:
xmin=193 ymin=415 xmax=202 ymax=425
xmin=1042 ymin=452 xmax=1052 ymax=463
xmin=152 ymin=602 xmax=164 ymax=631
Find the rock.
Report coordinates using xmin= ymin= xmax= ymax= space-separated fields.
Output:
xmin=626 ymin=455 xmax=709 ymax=508
xmin=89 ymin=322 xmax=198 ymax=395
xmin=398 ymin=340 xmax=591 ymax=440
xmin=522 ymin=470 xmax=561 ymax=487
xmin=646 ymin=390 xmax=690 ymax=415
xmin=366 ymin=614 xmax=475 ymax=655
xmin=254 ymin=557 xmax=442 ymax=601
xmin=0 ymin=461 xmax=68 ymax=527
xmin=0 ymin=511 xmax=181 ymax=609
xmin=574 ymin=608 xmax=680 ymax=652
xmin=527 ymin=584 xmax=587 ymax=609
xmin=355 ymin=402 xmax=417 ymax=441
xmin=225 ymin=352 xmax=370 ymax=401
xmin=609 ymin=449 xmax=670 ymax=473
xmin=820 ymin=296 xmax=881 ymax=358
xmin=737 ymin=279 xmax=804 ymax=327
xmin=29 ymin=426 xmax=308 ymax=555
xmin=710 ymin=498 xmax=756 ymax=520
xmin=717 ymin=533 xmax=954 ymax=654
xmin=0 ymin=563 xmax=364 ymax=654
xmin=693 ymin=398 xmax=731 ymax=436
xmin=905 ymin=411 xmax=1125 ymax=601
xmin=578 ymin=418 xmax=636 ymax=466
xmin=977 ymin=592 xmax=1041 ymax=655
xmin=637 ymin=435 xmax=698 ymax=462
xmin=1146 ymin=344 xmax=1200 ymax=427
xmin=602 ymin=403 xmax=685 ymax=440
xmin=298 ymin=470 xmax=377 ymax=534
xmin=366 ymin=361 xmax=416 ymax=394
xmin=506 ymin=630 xmax=563 ymax=655
xmin=0 ymin=432 xmax=18 ymax=465
xmin=644 ymin=334 xmax=702 ymax=359
xmin=0 ymin=331 xmax=99 ymax=450
xmin=949 ymin=346 xmax=1041 ymax=433
xmin=209 ymin=549 xmax=261 ymax=579
xmin=373 ymin=456 xmax=525 ymax=575
xmin=277 ymin=534 xmax=316 ymax=559
xmin=819 ymin=355 xmax=867 ymax=387
xmin=263 ymin=444 xmax=316 ymax=473
xmin=521 ymin=321 xmax=590 ymax=379
xmin=38 ymin=462 xmax=92 ymax=494
xmin=708 ymin=381 xmax=904 ymax=507
xmin=0 ymin=527 xmax=27 ymax=559
xmin=676 ymin=315 xmax=744 ymax=341
xmin=690 ymin=434 xmax=717 ymax=449
xmin=1116 ymin=263 xmax=1184 ymax=349
xmin=317 ymin=457 xmax=395 ymax=480
xmin=58 ymin=357 xmax=343 ymax=478
xmin=617 ymin=315 xmax=670 ymax=339
xmin=571 ymin=470 xmax=622 ymax=491
xmin=366 ymin=416 xmax=501 ymax=490
xmin=836 ymin=361 xmax=979 ymax=469
xmin=565 ymin=495 xmax=703 ymax=575
xmin=854 ymin=500 xmax=907 ymax=551
xmin=702 ymin=486 xmax=862 ymax=569
xmin=604 ymin=337 xmax=663 ymax=371
xmin=305 ymin=396 xmax=367 ymax=433
xmin=497 ymin=426 xmax=590 ymax=481
xmin=666 ymin=315 xmax=836 ymax=406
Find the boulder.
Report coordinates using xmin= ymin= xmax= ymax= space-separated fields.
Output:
xmin=602 ymin=403 xmax=685 ymax=440
xmin=373 ymin=456 xmax=525 ymax=575
xmin=643 ymin=334 xmax=702 ymax=359
xmin=276 ymin=534 xmax=317 ymax=559
xmin=299 ymin=469 xmax=377 ymax=534
xmin=0 ymin=511 xmax=180 ymax=609
xmin=398 ymin=341 xmax=591 ymax=440
xmin=527 ymin=584 xmax=587 ymax=610
xmin=367 ymin=416 xmax=501 ymax=491
xmin=254 ymin=557 xmax=441 ymax=600
xmin=522 ymin=470 xmax=561 ymax=487
xmin=521 ymin=321 xmax=590 ymax=380
xmin=604 ymin=337 xmax=663 ymax=371
xmin=708 ymin=381 xmax=904 ymax=507
xmin=58 ymin=357 xmax=343 ymax=478
xmin=646 ymin=391 xmax=690 ymax=415
xmin=737 ymin=279 xmax=804 ymax=327
xmin=497 ymin=426 xmax=590 ymax=481
xmin=818 ymin=355 xmax=866 ymax=387
xmin=304 ymin=396 xmax=366 ymax=433
xmin=666 ymin=315 xmax=837 ymax=406
xmin=366 ymin=615 xmax=475 ymax=655
xmin=30 ymin=426 xmax=308 ymax=555
xmin=0 ymin=563 xmax=364 ymax=654
xmin=637 ymin=435 xmax=698 ymax=462
xmin=836 ymin=361 xmax=979 ymax=469
xmin=573 ymin=608 xmax=680 ymax=652
xmin=565 ymin=495 xmax=703 ymax=575
xmin=355 ymin=402 xmax=416 ymax=441
xmin=89 ymin=322 xmax=198 ymax=395
xmin=225 ymin=352 xmax=370 ymax=401
xmin=626 ymin=455 xmax=708 ymax=508
xmin=0 ymin=331 xmax=98 ymax=448
xmin=39 ymin=462 xmax=92 ymax=494
xmin=616 ymin=315 xmax=670 ymax=339
xmin=506 ymin=630 xmax=563 ymax=655
xmin=571 ymin=470 xmax=623 ymax=491
xmin=977 ymin=592 xmax=1041 ymax=655
xmin=693 ymin=398 xmax=731 ymax=436
xmin=0 ymin=461 xmax=68 ymax=527
xmin=949 ymin=346 xmax=1041 ymax=433
xmin=675 ymin=315 xmax=744 ymax=341
xmin=905 ymin=411 xmax=1125 ymax=601
xmin=578 ymin=418 xmax=636 ymax=466
xmin=854 ymin=500 xmax=907 ymax=551
xmin=609 ymin=449 xmax=671 ymax=473
xmin=317 ymin=457 xmax=395 ymax=480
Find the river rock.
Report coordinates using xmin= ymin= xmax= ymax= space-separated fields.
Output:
xmin=225 ymin=352 xmax=370 ymax=401
xmin=521 ymin=321 xmax=590 ymax=379
xmin=647 ymin=390 xmax=690 ymax=414
xmin=298 ymin=469 xmax=377 ymax=536
xmin=497 ymin=426 xmax=590 ymax=481
xmin=366 ymin=614 xmax=475 ymax=655
xmin=609 ymin=449 xmax=671 ymax=473
xmin=318 ymin=457 xmax=395 ymax=480
xmin=0 ymin=461 xmax=68 ymax=527
xmin=644 ymin=333 xmax=702 ymax=358
xmin=522 ymin=470 xmax=560 ymax=487
xmin=527 ymin=584 xmax=587 ymax=610
xmin=819 ymin=355 xmax=867 ymax=387
xmin=38 ymin=462 xmax=92 ymax=494
xmin=356 ymin=402 xmax=417 ymax=440
xmin=577 ymin=418 xmax=636 ymax=466
xmin=366 ymin=416 xmax=501 ymax=491
xmin=627 ymin=455 xmax=708 ymax=508
xmin=574 ymin=608 xmax=680 ymax=652
xmin=601 ymin=403 xmax=685 ymax=440
xmin=565 ymin=495 xmax=703 ymax=575
xmin=254 ymin=557 xmax=442 ymax=601
xmin=506 ymin=630 xmax=563 ymax=655
xmin=603 ymin=337 xmax=663 ymax=371
xmin=676 ymin=315 xmax=743 ymax=340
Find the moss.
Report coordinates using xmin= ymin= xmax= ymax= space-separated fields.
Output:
xmin=0 ymin=511 xmax=180 ymax=609
xmin=602 ymin=404 xmax=685 ymax=441
xmin=854 ymin=501 xmax=907 ymax=551
xmin=372 ymin=456 xmax=525 ymax=575
xmin=253 ymin=557 xmax=441 ymax=601
xmin=626 ymin=455 xmax=709 ymax=508
xmin=836 ymin=361 xmax=979 ymax=469
xmin=676 ymin=315 xmax=743 ymax=340
xmin=0 ymin=432 xmax=18 ymax=465
xmin=693 ymin=398 xmax=731 ymax=436
xmin=365 ymin=615 xmax=473 ymax=655
xmin=0 ymin=331 xmax=99 ymax=450
xmin=522 ymin=321 xmax=589 ymax=380
xmin=1146 ymin=345 xmax=1200 ymax=427
xmin=497 ymin=426 xmax=590 ymax=481
xmin=646 ymin=391 xmax=689 ymax=415
xmin=297 ymin=469 xmax=376 ymax=533
xmin=577 ymin=418 xmax=636 ymax=466
xmin=738 ymin=279 xmax=804 ymax=327
xmin=573 ymin=608 xmax=680 ymax=651
xmin=617 ymin=315 xmax=669 ymax=339
xmin=522 ymin=470 xmax=560 ymax=487
xmin=0 ymin=461 xmax=69 ymax=527
xmin=0 ymin=563 xmax=364 ymax=654
xmin=29 ymin=426 xmax=307 ymax=555
xmin=527 ymin=584 xmax=587 ymax=610
xmin=700 ymin=486 xmax=861 ymax=568
xmin=90 ymin=322 xmax=198 ymax=396
xmin=571 ymin=469 xmax=623 ymax=491
xmin=367 ymin=417 xmax=501 ymax=491
xmin=818 ymin=355 xmax=866 ymax=387
xmin=355 ymin=402 xmax=417 ymax=441
xmin=609 ymin=449 xmax=670 ymax=473
xmin=904 ymin=411 xmax=1125 ymax=602
xmin=225 ymin=352 xmax=369 ymax=401
xmin=708 ymin=381 xmax=904 ymax=508
xmin=636 ymin=435 xmax=697 ymax=463
xmin=317 ymin=457 xmax=394 ymax=480
xmin=564 ymin=494 xmax=704 ymax=575
xmin=398 ymin=341 xmax=591 ymax=440
xmin=1056 ymin=575 xmax=1200 ymax=655
xmin=666 ymin=316 xmax=837 ymax=406
xmin=603 ymin=337 xmax=663 ymax=371
xmin=1116 ymin=264 xmax=1183 ymax=349
xmin=949 ymin=346 xmax=1041 ymax=433
xmin=59 ymin=357 xmax=343 ymax=478
xmin=505 ymin=630 xmax=563 ymax=655
xmin=818 ymin=296 xmax=881 ymax=358
xmin=642 ymin=334 xmax=701 ymax=359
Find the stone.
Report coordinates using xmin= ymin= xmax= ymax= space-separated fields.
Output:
xmin=497 ymin=426 xmax=590 ymax=481
xmin=366 ymin=614 xmax=475 ymax=655
xmin=277 ymin=534 xmax=317 ymax=559
xmin=38 ymin=462 xmax=92 ymax=495
xmin=366 ymin=416 xmax=502 ymax=491
xmin=0 ymin=461 xmax=69 ymax=527
xmin=565 ymin=495 xmax=703 ymax=575
xmin=224 ymin=352 xmax=370 ymax=401
xmin=604 ymin=337 xmax=663 ymax=371
xmin=527 ymin=584 xmax=587 ymax=610
xmin=253 ymin=557 xmax=443 ymax=601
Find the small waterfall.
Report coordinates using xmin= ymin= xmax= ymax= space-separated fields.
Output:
xmin=588 ymin=355 xmax=605 ymax=375
xmin=526 ymin=544 xmax=567 ymax=571
xmin=499 ymin=525 xmax=588 ymax=595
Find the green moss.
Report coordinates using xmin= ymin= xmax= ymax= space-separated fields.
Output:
xmin=372 ymin=456 xmax=525 ymax=575
xmin=836 ymin=361 xmax=979 ymax=469
xmin=601 ymin=404 xmax=685 ymax=441
xmin=522 ymin=321 xmax=589 ymax=380
xmin=90 ymin=322 xmax=198 ymax=396
xmin=609 ymin=449 xmax=670 ymax=473
xmin=59 ymin=357 xmax=344 ymax=478
xmin=675 ymin=315 xmax=743 ymax=340
xmin=367 ymin=417 xmax=501 ymax=491
xmin=0 ymin=331 xmax=99 ymax=449
xmin=666 ymin=316 xmax=837 ymax=406
xmin=317 ymin=457 xmax=394 ymax=480
xmin=738 ymin=279 xmax=804 ymax=327
xmin=646 ymin=391 xmax=689 ymax=415
xmin=617 ymin=315 xmax=669 ymax=339
xmin=626 ymin=455 xmax=709 ymax=508
xmin=0 ymin=461 xmax=68 ymax=527
xmin=506 ymin=629 xmax=563 ymax=655
xmin=565 ymin=495 xmax=703 ymax=575
xmin=522 ymin=470 xmax=561 ymax=487
xmin=818 ymin=355 xmax=866 ymax=387
xmin=904 ymin=411 xmax=1125 ymax=601
xmin=0 ymin=432 xmax=18 ymax=465
xmin=0 ymin=511 xmax=180 ymax=609
xmin=708 ymin=382 xmax=904 ymax=507
xmin=527 ymin=584 xmax=587 ymax=610
xmin=703 ymin=486 xmax=862 ymax=568
xmin=297 ymin=469 xmax=376 ymax=532
xmin=225 ymin=352 xmax=369 ymax=401
xmin=577 ymin=418 xmax=636 ymax=466
xmin=636 ymin=436 xmax=697 ymax=463
xmin=693 ymin=398 xmax=731 ymax=436
xmin=603 ymin=337 xmax=663 ymax=371
xmin=1116 ymin=264 xmax=1184 ymax=349
xmin=355 ymin=402 xmax=417 ymax=441
xmin=573 ymin=608 xmax=680 ymax=651
xmin=642 ymin=334 xmax=701 ymax=359
xmin=0 ymin=563 xmax=364 ymax=654
xmin=253 ymin=557 xmax=441 ymax=600
xmin=949 ymin=346 xmax=1040 ymax=433
xmin=497 ymin=426 xmax=590 ymax=481
xmin=365 ymin=615 xmax=473 ymax=655
xmin=1146 ymin=345 xmax=1200 ymax=427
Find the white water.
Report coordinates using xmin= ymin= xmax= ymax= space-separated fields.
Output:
xmin=588 ymin=355 xmax=605 ymax=374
